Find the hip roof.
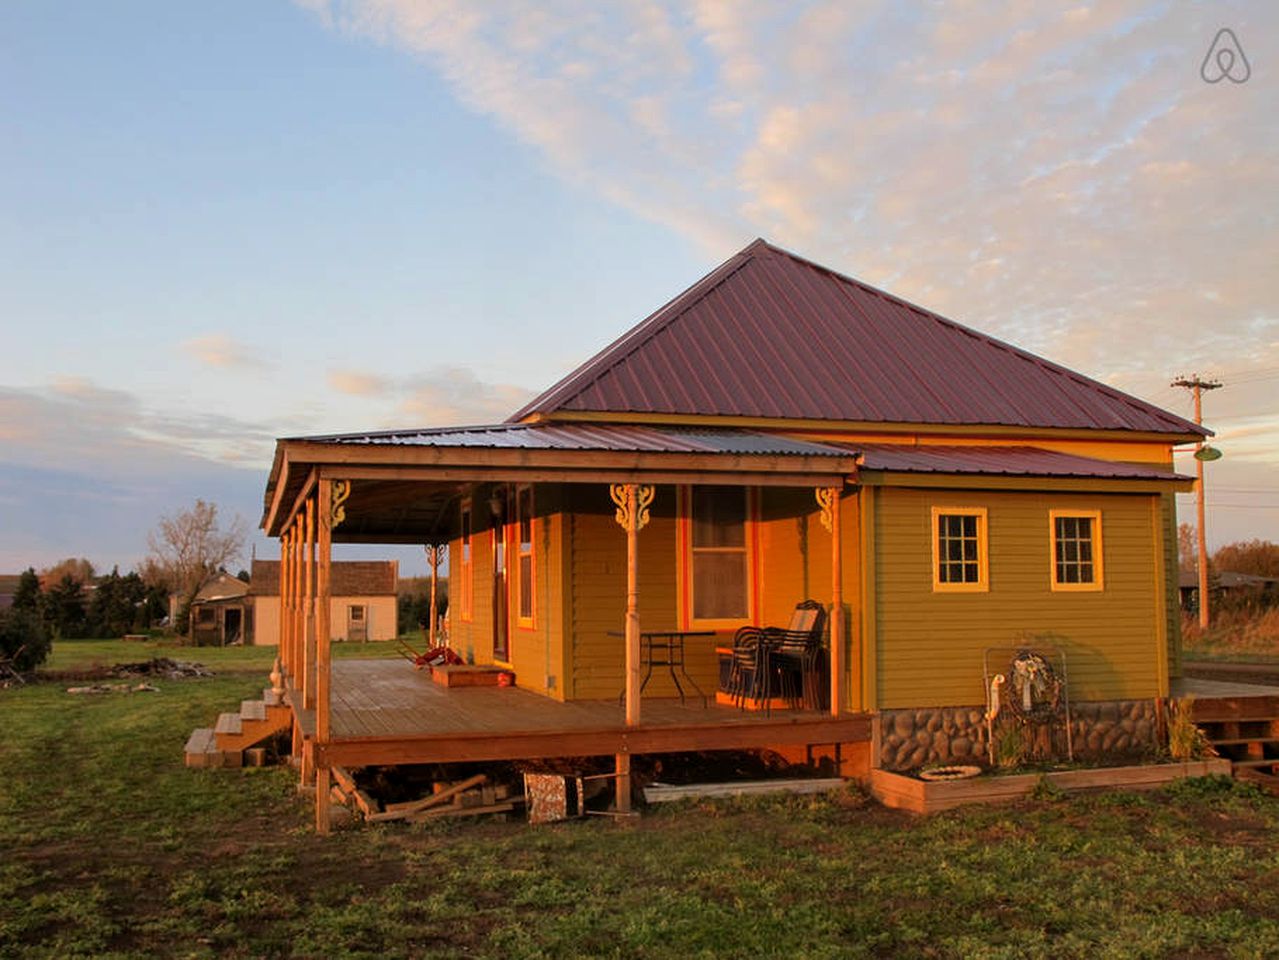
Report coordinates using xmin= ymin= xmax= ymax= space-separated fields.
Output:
xmin=511 ymin=239 xmax=1203 ymax=438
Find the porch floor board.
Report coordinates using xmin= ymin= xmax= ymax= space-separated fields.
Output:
xmin=307 ymin=659 xmax=870 ymax=767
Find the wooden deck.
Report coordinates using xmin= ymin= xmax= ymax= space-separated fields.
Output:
xmin=296 ymin=659 xmax=871 ymax=768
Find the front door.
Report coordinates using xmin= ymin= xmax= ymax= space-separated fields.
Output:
xmin=492 ymin=494 xmax=510 ymax=661
xmin=347 ymin=604 xmax=368 ymax=642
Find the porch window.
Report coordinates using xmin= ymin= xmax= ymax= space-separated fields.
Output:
xmin=1050 ymin=510 xmax=1103 ymax=591
xmin=683 ymin=485 xmax=755 ymax=625
xmin=516 ymin=485 xmax=535 ymax=625
xmin=459 ymin=501 xmax=473 ymax=621
xmin=931 ymin=506 xmax=988 ymax=592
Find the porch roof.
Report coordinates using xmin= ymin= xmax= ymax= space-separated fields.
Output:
xmin=262 ymin=422 xmax=861 ymax=538
xmin=856 ymin=444 xmax=1194 ymax=483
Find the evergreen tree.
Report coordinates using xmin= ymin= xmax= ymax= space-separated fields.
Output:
xmin=42 ymin=575 xmax=87 ymax=640
xmin=11 ymin=568 xmax=39 ymax=612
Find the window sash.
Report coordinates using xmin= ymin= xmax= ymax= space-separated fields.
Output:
xmin=931 ymin=507 xmax=988 ymax=592
xmin=687 ymin=486 xmax=751 ymax=623
xmin=1050 ymin=511 xmax=1103 ymax=591
xmin=516 ymin=486 xmax=534 ymax=624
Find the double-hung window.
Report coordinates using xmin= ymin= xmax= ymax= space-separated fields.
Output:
xmin=683 ymin=485 xmax=754 ymax=626
xmin=931 ymin=506 xmax=988 ymax=592
xmin=1050 ymin=510 xmax=1103 ymax=591
xmin=516 ymin=485 xmax=535 ymax=625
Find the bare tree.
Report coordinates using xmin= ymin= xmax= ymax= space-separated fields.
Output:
xmin=147 ymin=500 xmax=246 ymax=633
xmin=1177 ymin=522 xmax=1197 ymax=574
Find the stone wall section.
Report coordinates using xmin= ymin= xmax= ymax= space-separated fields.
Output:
xmin=877 ymin=699 xmax=1161 ymax=771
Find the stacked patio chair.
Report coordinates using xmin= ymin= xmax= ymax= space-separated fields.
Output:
xmin=726 ymin=601 xmax=827 ymax=714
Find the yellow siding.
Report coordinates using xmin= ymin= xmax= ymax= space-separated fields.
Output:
xmin=567 ymin=486 xmax=710 ymax=699
xmin=1161 ymin=492 xmax=1182 ymax=679
xmin=563 ymin=484 xmax=861 ymax=705
xmin=249 ymin=595 xmax=395 ymax=645
xmin=874 ymin=487 xmax=1163 ymax=708
xmin=443 ymin=486 xmax=564 ymax=699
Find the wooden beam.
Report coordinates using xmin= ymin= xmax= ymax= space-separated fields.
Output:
xmin=828 ymin=487 xmax=844 ymax=716
xmin=278 ymin=531 xmax=290 ymax=675
xmin=317 ymin=481 xmax=333 ymax=744
xmin=859 ymin=486 xmax=878 ymax=712
xmin=317 ymin=464 xmax=850 ymax=489
xmin=285 ymin=468 xmax=318 ymax=537
xmin=303 ymin=498 xmax=316 ymax=711
xmin=316 ymin=714 xmax=873 ymax=767
xmin=615 ymin=753 xmax=631 ymax=814
xmin=858 ymin=472 xmax=1193 ymax=493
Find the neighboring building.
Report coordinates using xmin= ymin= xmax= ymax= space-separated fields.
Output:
xmin=1179 ymin=569 xmax=1279 ymax=612
xmin=178 ymin=572 xmax=251 ymax=645
xmin=257 ymin=239 xmax=1204 ymax=829
xmin=247 ymin=559 xmax=398 ymax=645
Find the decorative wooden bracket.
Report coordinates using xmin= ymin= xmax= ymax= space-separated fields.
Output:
xmin=424 ymin=543 xmax=447 ymax=567
xmin=610 ymin=483 xmax=655 ymax=533
xmin=330 ymin=480 xmax=351 ymax=529
xmin=816 ymin=486 xmax=837 ymax=533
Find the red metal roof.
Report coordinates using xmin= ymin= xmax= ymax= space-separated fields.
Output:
xmin=856 ymin=444 xmax=1192 ymax=481
xmin=511 ymin=239 xmax=1204 ymax=437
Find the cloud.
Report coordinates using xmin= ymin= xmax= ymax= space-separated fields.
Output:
xmin=328 ymin=368 xmax=391 ymax=397
xmin=0 ymin=380 xmax=278 ymax=476
xmin=181 ymin=333 xmax=265 ymax=370
xmin=300 ymin=1 xmax=1279 ymax=406
xmin=395 ymin=366 xmax=534 ymax=426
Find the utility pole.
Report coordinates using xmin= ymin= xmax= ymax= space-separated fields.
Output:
xmin=1172 ymin=375 xmax=1222 ymax=629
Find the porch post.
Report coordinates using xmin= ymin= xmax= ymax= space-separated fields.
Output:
xmin=818 ymin=486 xmax=844 ymax=716
xmin=425 ymin=543 xmax=444 ymax=647
xmin=278 ymin=531 xmax=290 ymax=677
xmin=611 ymin=482 xmax=654 ymax=815
xmin=303 ymin=498 xmax=315 ymax=710
xmin=316 ymin=480 xmax=334 ymax=834
xmin=293 ymin=516 xmax=304 ymax=690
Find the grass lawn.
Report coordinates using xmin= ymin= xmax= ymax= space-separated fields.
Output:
xmin=2 ymin=641 xmax=1279 ymax=958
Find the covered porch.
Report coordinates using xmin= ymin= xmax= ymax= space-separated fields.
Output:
xmin=262 ymin=422 xmax=865 ymax=832
xmin=291 ymin=658 xmax=872 ymax=768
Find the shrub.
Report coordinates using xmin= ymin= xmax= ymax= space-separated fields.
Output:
xmin=0 ymin=606 xmax=52 ymax=672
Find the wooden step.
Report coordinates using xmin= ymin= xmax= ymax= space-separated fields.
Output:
xmin=240 ymin=700 xmax=267 ymax=722
xmin=184 ymin=727 xmax=216 ymax=767
xmin=1235 ymin=767 xmax=1279 ymax=796
xmin=262 ymin=688 xmax=284 ymax=707
xmin=1209 ymin=736 xmax=1279 ymax=747
xmin=183 ymin=728 xmax=240 ymax=769
xmin=215 ymin=712 xmax=242 ymax=736
xmin=1232 ymin=758 xmax=1279 ymax=770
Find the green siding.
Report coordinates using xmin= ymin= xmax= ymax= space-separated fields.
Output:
xmin=875 ymin=487 xmax=1164 ymax=708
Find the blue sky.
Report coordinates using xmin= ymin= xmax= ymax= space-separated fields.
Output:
xmin=1 ymin=1 xmax=1277 ymax=575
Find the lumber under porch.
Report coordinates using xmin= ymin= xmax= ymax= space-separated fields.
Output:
xmin=290 ymin=658 xmax=870 ymax=769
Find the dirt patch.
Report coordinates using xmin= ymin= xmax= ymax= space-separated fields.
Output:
xmin=40 ymin=658 xmax=214 ymax=683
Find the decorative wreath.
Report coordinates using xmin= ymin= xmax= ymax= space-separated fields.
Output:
xmin=1005 ymin=649 xmax=1062 ymax=723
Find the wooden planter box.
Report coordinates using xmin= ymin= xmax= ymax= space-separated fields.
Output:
xmin=431 ymin=665 xmax=512 ymax=688
xmin=871 ymin=759 xmax=1233 ymax=814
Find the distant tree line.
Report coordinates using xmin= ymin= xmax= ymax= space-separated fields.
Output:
xmin=1178 ymin=526 xmax=1279 ymax=613
xmin=1 ymin=561 xmax=168 ymax=671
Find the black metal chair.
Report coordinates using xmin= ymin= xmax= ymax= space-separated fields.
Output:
xmin=728 ymin=600 xmax=826 ymax=714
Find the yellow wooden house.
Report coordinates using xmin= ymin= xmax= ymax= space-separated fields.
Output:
xmin=260 ymin=239 xmax=1198 ymax=829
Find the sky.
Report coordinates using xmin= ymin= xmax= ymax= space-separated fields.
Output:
xmin=1 ymin=1 xmax=1276 ymax=577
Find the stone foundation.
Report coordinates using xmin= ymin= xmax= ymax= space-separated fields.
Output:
xmin=877 ymin=699 xmax=1161 ymax=771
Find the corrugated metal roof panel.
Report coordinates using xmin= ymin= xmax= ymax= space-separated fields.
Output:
xmin=856 ymin=444 xmax=1192 ymax=481
xmin=510 ymin=239 xmax=1204 ymax=437
xmin=296 ymin=422 xmax=853 ymax=458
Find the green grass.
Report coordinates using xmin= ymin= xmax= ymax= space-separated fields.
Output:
xmin=3 ymin=641 xmax=1279 ymax=958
